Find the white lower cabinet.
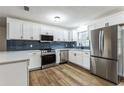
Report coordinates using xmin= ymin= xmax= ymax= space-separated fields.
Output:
xmin=76 ymin=52 xmax=84 ymax=66
xmin=56 ymin=50 xmax=60 ymax=64
xmin=69 ymin=51 xmax=77 ymax=63
xmin=28 ymin=51 xmax=41 ymax=70
xmin=0 ymin=60 xmax=29 ymax=86
xmin=82 ymin=52 xmax=90 ymax=70
xmin=69 ymin=50 xmax=90 ymax=70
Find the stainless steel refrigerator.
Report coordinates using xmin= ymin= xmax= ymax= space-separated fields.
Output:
xmin=90 ymin=25 xmax=122 ymax=84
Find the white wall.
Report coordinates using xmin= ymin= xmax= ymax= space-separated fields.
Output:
xmin=0 ymin=26 xmax=6 ymax=51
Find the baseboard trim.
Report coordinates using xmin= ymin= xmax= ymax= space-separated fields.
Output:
xmin=120 ymin=76 xmax=124 ymax=81
xmin=67 ymin=62 xmax=90 ymax=72
xmin=29 ymin=67 xmax=41 ymax=71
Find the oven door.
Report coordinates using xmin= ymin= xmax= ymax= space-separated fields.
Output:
xmin=41 ymin=54 xmax=56 ymax=68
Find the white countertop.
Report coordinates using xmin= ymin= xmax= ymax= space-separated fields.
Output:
xmin=0 ymin=50 xmax=41 ymax=64
xmin=0 ymin=49 xmax=90 ymax=64
xmin=55 ymin=48 xmax=90 ymax=52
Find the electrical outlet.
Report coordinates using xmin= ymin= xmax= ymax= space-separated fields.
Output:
xmin=30 ymin=44 xmax=33 ymax=48
xmin=65 ymin=44 xmax=68 ymax=47
xmin=73 ymin=44 xmax=75 ymax=47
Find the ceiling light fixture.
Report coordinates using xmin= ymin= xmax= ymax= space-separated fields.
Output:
xmin=24 ymin=6 xmax=30 ymax=12
xmin=54 ymin=16 xmax=61 ymax=23
xmin=47 ymin=13 xmax=66 ymax=23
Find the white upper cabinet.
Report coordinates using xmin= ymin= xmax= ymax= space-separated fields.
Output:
xmin=22 ymin=22 xmax=40 ymax=40
xmin=108 ymin=12 xmax=124 ymax=26
xmin=88 ymin=18 xmax=107 ymax=31
xmin=72 ymin=31 xmax=78 ymax=41
xmin=22 ymin=22 xmax=33 ymax=40
xmin=6 ymin=17 xmax=70 ymax=41
xmin=7 ymin=18 xmax=23 ymax=40
xmin=53 ymin=30 xmax=60 ymax=41
xmin=88 ymin=11 xmax=124 ymax=31
xmin=32 ymin=24 xmax=40 ymax=40
xmin=53 ymin=29 xmax=69 ymax=41
xmin=53 ymin=30 xmax=64 ymax=41
xmin=40 ymin=25 xmax=53 ymax=35
xmin=63 ymin=31 xmax=69 ymax=41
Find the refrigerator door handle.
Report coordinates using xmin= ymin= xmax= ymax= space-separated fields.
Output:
xmin=99 ymin=30 xmax=102 ymax=55
xmin=101 ymin=30 xmax=104 ymax=55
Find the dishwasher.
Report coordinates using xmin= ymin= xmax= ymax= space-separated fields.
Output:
xmin=60 ymin=50 xmax=68 ymax=63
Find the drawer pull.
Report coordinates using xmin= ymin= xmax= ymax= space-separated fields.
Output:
xmin=74 ymin=53 xmax=76 ymax=56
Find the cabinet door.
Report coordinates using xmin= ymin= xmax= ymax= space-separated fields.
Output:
xmin=0 ymin=61 xmax=28 ymax=86
xmin=56 ymin=50 xmax=60 ymax=64
xmin=83 ymin=52 xmax=90 ymax=70
xmin=63 ymin=31 xmax=69 ymax=41
xmin=68 ymin=31 xmax=73 ymax=41
xmin=73 ymin=31 xmax=78 ymax=41
xmin=23 ymin=22 xmax=33 ymax=40
xmin=53 ymin=31 xmax=63 ymax=41
xmin=76 ymin=52 xmax=83 ymax=66
xmin=53 ymin=30 xmax=57 ymax=41
xmin=88 ymin=24 xmax=96 ymax=31
xmin=57 ymin=31 xmax=64 ymax=41
xmin=7 ymin=20 xmax=23 ymax=39
xmin=69 ymin=51 xmax=77 ymax=63
xmin=33 ymin=24 xmax=40 ymax=40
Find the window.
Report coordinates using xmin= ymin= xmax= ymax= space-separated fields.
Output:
xmin=78 ymin=31 xmax=90 ymax=47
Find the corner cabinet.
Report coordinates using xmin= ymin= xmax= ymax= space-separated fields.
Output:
xmin=69 ymin=50 xmax=90 ymax=70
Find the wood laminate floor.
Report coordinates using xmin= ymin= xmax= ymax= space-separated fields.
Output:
xmin=29 ymin=63 xmax=124 ymax=86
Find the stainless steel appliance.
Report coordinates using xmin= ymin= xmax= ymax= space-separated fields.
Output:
xmin=40 ymin=35 xmax=53 ymax=41
xmin=60 ymin=50 xmax=68 ymax=63
xmin=90 ymin=25 xmax=122 ymax=84
xmin=41 ymin=49 xmax=56 ymax=69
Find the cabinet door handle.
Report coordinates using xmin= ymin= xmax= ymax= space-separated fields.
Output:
xmin=21 ymin=36 xmax=23 ymax=39
xmin=30 ymin=37 xmax=33 ymax=40
xmin=7 ymin=23 xmax=10 ymax=39
xmin=74 ymin=53 xmax=76 ymax=56
xmin=85 ymin=53 xmax=88 ymax=54
xmin=33 ymin=53 xmax=36 ymax=55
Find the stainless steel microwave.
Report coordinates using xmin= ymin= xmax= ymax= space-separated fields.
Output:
xmin=40 ymin=35 xmax=53 ymax=41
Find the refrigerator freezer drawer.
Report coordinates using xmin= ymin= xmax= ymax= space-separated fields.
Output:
xmin=90 ymin=57 xmax=118 ymax=84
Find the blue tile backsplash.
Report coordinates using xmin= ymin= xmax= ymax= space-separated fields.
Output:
xmin=7 ymin=40 xmax=77 ymax=51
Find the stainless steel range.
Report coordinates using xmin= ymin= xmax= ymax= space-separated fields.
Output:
xmin=41 ymin=49 xmax=56 ymax=69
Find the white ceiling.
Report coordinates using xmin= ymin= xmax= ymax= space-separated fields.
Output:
xmin=0 ymin=6 xmax=123 ymax=29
